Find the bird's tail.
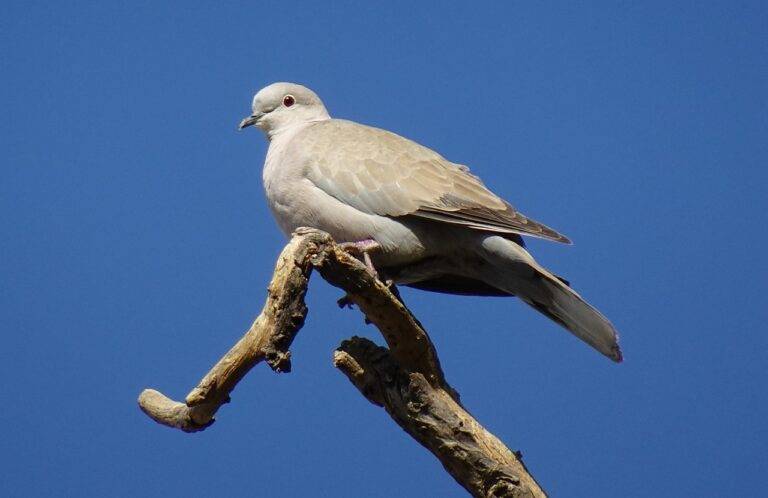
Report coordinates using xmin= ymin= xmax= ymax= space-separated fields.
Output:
xmin=519 ymin=267 xmax=622 ymax=362
xmin=479 ymin=237 xmax=622 ymax=362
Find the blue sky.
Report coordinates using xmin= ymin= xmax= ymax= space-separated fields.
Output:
xmin=2 ymin=2 xmax=767 ymax=496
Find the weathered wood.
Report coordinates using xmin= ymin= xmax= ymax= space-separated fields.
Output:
xmin=138 ymin=228 xmax=546 ymax=496
xmin=138 ymin=231 xmax=326 ymax=431
xmin=308 ymin=235 xmax=452 ymax=396
xmin=334 ymin=338 xmax=546 ymax=498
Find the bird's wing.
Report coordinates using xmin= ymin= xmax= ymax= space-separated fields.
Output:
xmin=299 ymin=119 xmax=570 ymax=243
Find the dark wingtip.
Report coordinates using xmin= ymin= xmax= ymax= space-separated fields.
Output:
xmin=537 ymin=230 xmax=571 ymax=244
xmin=609 ymin=340 xmax=624 ymax=363
xmin=543 ymin=227 xmax=571 ymax=245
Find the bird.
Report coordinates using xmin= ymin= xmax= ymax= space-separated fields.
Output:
xmin=239 ymin=82 xmax=622 ymax=362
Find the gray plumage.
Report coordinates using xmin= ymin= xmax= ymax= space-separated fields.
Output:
xmin=240 ymin=82 xmax=622 ymax=362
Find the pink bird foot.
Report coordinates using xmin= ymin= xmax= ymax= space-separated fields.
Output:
xmin=339 ymin=239 xmax=382 ymax=278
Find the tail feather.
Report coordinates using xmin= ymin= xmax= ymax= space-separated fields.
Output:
xmin=477 ymin=236 xmax=622 ymax=362
xmin=521 ymin=269 xmax=622 ymax=362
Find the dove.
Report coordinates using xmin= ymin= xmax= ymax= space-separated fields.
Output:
xmin=239 ymin=82 xmax=622 ymax=362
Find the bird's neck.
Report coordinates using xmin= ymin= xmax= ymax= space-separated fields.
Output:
xmin=267 ymin=111 xmax=331 ymax=141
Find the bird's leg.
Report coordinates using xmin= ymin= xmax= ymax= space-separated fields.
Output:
xmin=338 ymin=239 xmax=382 ymax=278
xmin=338 ymin=239 xmax=384 ymax=314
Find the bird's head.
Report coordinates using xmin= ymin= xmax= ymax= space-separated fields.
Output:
xmin=239 ymin=82 xmax=330 ymax=138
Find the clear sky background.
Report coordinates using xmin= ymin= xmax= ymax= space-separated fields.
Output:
xmin=2 ymin=2 xmax=767 ymax=497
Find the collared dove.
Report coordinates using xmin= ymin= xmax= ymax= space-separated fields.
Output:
xmin=239 ymin=82 xmax=622 ymax=362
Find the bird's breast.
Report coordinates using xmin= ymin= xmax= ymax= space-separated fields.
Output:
xmin=261 ymin=125 xmax=432 ymax=267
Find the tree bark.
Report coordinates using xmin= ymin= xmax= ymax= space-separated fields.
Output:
xmin=138 ymin=228 xmax=547 ymax=497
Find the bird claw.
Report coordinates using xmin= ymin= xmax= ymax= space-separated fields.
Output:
xmin=339 ymin=239 xmax=381 ymax=254
xmin=339 ymin=239 xmax=382 ymax=278
xmin=362 ymin=252 xmax=378 ymax=279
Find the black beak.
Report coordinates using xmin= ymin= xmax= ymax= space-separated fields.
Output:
xmin=238 ymin=113 xmax=261 ymax=130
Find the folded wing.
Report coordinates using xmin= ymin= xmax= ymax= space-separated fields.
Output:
xmin=299 ymin=119 xmax=570 ymax=244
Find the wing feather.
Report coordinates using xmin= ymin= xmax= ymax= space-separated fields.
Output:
xmin=299 ymin=119 xmax=570 ymax=243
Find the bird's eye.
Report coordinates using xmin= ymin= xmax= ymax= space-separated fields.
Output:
xmin=283 ymin=95 xmax=295 ymax=107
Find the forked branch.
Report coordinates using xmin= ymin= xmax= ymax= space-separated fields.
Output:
xmin=138 ymin=228 xmax=546 ymax=497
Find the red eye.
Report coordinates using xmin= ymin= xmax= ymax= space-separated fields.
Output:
xmin=283 ymin=95 xmax=295 ymax=107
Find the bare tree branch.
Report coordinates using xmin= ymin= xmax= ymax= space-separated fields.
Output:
xmin=138 ymin=228 xmax=547 ymax=496
xmin=138 ymin=231 xmax=324 ymax=431
xmin=307 ymin=234 xmax=455 ymax=398
xmin=334 ymin=338 xmax=546 ymax=498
